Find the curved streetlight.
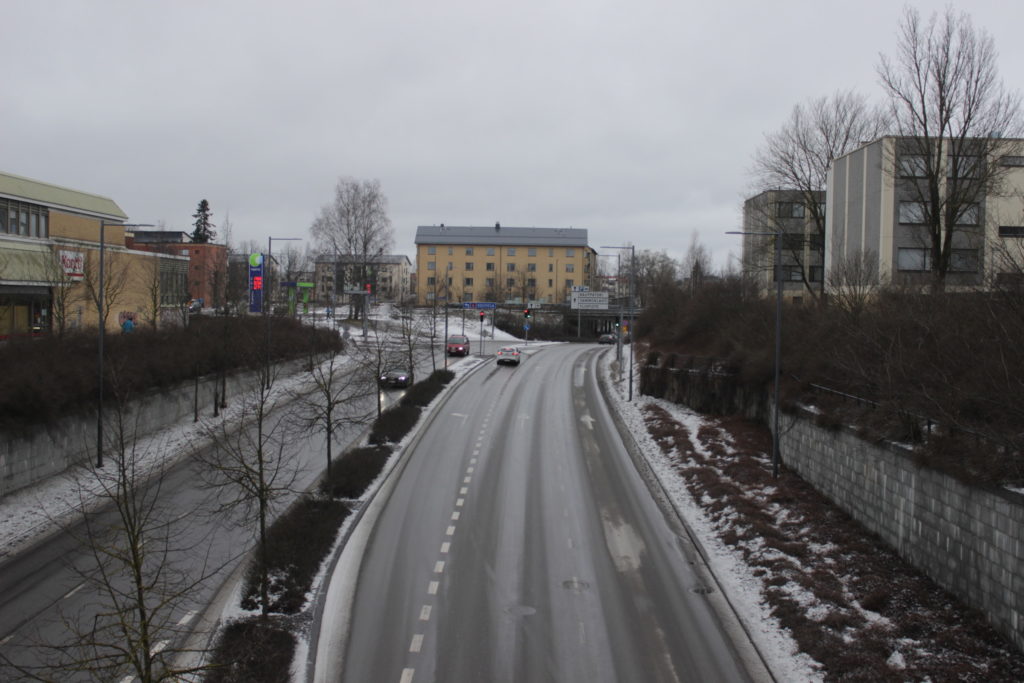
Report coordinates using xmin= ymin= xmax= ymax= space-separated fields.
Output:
xmin=728 ymin=229 xmax=783 ymax=479
xmin=601 ymin=244 xmax=635 ymax=401
xmin=264 ymin=237 xmax=302 ymax=388
xmin=96 ymin=221 xmax=154 ymax=468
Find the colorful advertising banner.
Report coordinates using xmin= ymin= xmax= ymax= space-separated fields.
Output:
xmin=248 ymin=253 xmax=264 ymax=313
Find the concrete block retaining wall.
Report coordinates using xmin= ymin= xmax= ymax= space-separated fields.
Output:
xmin=779 ymin=412 xmax=1024 ymax=652
xmin=640 ymin=358 xmax=1023 ymax=651
xmin=0 ymin=362 xmax=303 ymax=498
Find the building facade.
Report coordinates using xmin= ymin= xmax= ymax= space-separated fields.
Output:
xmin=413 ymin=225 xmax=597 ymax=306
xmin=313 ymin=253 xmax=412 ymax=306
xmin=826 ymin=136 xmax=1024 ymax=290
xmin=0 ymin=170 xmax=187 ymax=337
xmin=127 ymin=229 xmax=228 ymax=308
xmin=740 ymin=190 xmax=826 ymax=303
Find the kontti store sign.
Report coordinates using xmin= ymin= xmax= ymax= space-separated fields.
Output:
xmin=59 ymin=250 xmax=84 ymax=280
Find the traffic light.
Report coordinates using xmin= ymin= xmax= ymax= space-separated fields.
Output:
xmin=524 ymin=308 xmax=531 ymax=319
xmin=479 ymin=310 xmax=485 ymax=322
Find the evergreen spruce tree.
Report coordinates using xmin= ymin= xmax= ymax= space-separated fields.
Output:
xmin=191 ymin=199 xmax=216 ymax=243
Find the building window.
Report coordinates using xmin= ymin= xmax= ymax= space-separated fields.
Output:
xmin=998 ymin=226 xmax=1024 ymax=237
xmin=565 ymin=248 xmax=575 ymax=257
xmin=486 ymin=278 xmax=495 ymax=287
xmin=466 ymin=247 xmax=474 ymax=255
xmin=548 ymin=248 xmax=554 ymax=257
xmin=1000 ymin=156 xmax=1024 ymax=167
xmin=898 ymin=155 xmax=928 ymax=177
xmin=548 ymin=263 xmax=553 ymax=272
xmin=528 ymin=247 xmax=537 ymax=257
xmin=565 ymin=279 xmax=574 ymax=288
xmin=565 ymin=264 xmax=575 ymax=273
xmin=776 ymin=202 xmax=805 ymax=219
xmin=506 ymin=278 xmax=515 ymax=288
xmin=507 ymin=263 xmax=516 ymax=272
xmin=507 ymin=248 xmax=516 ymax=256
xmin=448 ymin=247 xmax=453 ymax=255
xmin=447 ymin=277 xmax=453 ymax=286
xmin=948 ymin=155 xmax=981 ymax=178
xmin=527 ymin=263 xmax=536 ymax=272
xmin=781 ymin=234 xmax=805 ymax=250
xmin=486 ymin=262 xmax=495 ymax=271
xmin=487 ymin=248 xmax=495 ymax=256
xmin=548 ymin=279 xmax=553 ymax=287
xmin=809 ymin=265 xmax=824 ymax=282
xmin=427 ymin=246 xmax=436 ymax=255
xmin=447 ymin=262 xmax=453 ymax=270
xmin=897 ymin=248 xmax=931 ymax=271
xmin=0 ymin=199 xmax=48 ymax=238
xmin=773 ymin=265 xmax=803 ymax=281
xmin=527 ymin=278 xmax=536 ymax=287
xmin=898 ymin=202 xmax=927 ymax=224
xmin=954 ymin=204 xmax=980 ymax=226
xmin=464 ymin=277 xmax=474 ymax=286
xmin=465 ymin=262 xmax=474 ymax=271
xmin=950 ymin=249 xmax=979 ymax=273
xmin=427 ymin=261 xmax=436 ymax=271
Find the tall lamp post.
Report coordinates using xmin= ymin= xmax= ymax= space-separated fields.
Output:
xmin=96 ymin=221 xmax=153 ymax=468
xmin=265 ymin=237 xmax=302 ymax=386
xmin=728 ymin=229 xmax=783 ymax=478
xmin=601 ymin=244 xmax=635 ymax=401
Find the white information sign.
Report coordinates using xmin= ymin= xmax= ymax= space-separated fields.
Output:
xmin=570 ymin=291 xmax=609 ymax=310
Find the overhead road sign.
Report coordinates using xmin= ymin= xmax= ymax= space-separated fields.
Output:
xmin=571 ymin=291 xmax=609 ymax=310
xmin=462 ymin=302 xmax=497 ymax=309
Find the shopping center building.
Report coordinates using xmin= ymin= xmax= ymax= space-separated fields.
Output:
xmin=0 ymin=170 xmax=188 ymax=338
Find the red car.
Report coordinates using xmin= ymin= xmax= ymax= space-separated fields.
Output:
xmin=446 ymin=335 xmax=470 ymax=356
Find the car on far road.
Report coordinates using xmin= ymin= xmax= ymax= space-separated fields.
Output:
xmin=598 ymin=333 xmax=616 ymax=344
xmin=446 ymin=335 xmax=470 ymax=356
xmin=378 ymin=368 xmax=414 ymax=388
xmin=496 ymin=346 xmax=521 ymax=366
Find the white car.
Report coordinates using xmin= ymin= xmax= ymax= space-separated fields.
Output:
xmin=496 ymin=347 xmax=521 ymax=366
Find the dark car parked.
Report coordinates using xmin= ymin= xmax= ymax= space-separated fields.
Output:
xmin=598 ymin=333 xmax=616 ymax=344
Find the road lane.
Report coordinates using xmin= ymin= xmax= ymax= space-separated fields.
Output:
xmin=336 ymin=343 xmax=761 ymax=683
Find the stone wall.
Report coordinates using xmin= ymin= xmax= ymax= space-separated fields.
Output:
xmin=0 ymin=362 xmax=302 ymax=497
xmin=778 ymin=411 xmax=1024 ymax=652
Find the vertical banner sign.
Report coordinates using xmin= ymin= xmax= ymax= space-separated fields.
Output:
xmin=248 ymin=253 xmax=265 ymax=313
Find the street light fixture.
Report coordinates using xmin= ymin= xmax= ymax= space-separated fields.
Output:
xmin=728 ymin=229 xmax=783 ymax=478
xmin=96 ymin=221 xmax=154 ymax=468
xmin=601 ymin=244 xmax=635 ymax=402
xmin=265 ymin=237 xmax=302 ymax=387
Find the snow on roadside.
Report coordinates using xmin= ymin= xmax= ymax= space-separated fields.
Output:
xmin=598 ymin=351 xmax=822 ymax=682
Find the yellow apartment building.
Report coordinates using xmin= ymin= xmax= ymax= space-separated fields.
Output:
xmin=414 ymin=224 xmax=597 ymax=306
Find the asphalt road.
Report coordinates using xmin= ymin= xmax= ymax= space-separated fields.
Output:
xmin=326 ymin=342 xmax=764 ymax=683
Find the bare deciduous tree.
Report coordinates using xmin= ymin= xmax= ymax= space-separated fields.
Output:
xmin=45 ymin=248 xmax=85 ymax=337
xmin=83 ymin=249 xmax=130 ymax=330
xmin=194 ymin=367 xmax=301 ymax=618
xmin=310 ymin=178 xmax=394 ymax=321
xmin=826 ymin=249 xmax=884 ymax=318
xmin=1 ymin=381 xmax=217 ymax=682
xmin=878 ymin=5 xmax=1023 ymax=288
xmin=295 ymin=342 xmax=373 ymax=476
xmin=753 ymin=90 xmax=889 ymax=300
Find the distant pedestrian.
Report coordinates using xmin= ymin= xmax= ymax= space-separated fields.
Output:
xmin=122 ymin=316 xmax=134 ymax=334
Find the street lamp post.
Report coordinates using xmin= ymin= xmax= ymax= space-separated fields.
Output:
xmin=265 ymin=237 xmax=302 ymax=387
xmin=96 ymin=221 xmax=154 ymax=468
xmin=728 ymin=229 xmax=783 ymax=478
xmin=602 ymin=245 xmax=635 ymax=401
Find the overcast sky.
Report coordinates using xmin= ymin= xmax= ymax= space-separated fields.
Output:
xmin=4 ymin=1 xmax=1021 ymax=270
